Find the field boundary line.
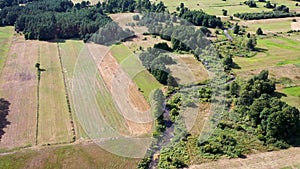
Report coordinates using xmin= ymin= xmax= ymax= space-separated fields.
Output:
xmin=56 ymin=42 xmax=76 ymax=142
xmin=35 ymin=45 xmax=40 ymax=145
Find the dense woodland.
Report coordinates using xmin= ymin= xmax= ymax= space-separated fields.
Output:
xmin=0 ymin=0 xmax=166 ymax=41
xmin=177 ymin=4 xmax=223 ymax=28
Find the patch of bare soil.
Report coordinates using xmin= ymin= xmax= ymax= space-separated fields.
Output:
xmin=189 ymin=147 xmax=300 ymax=169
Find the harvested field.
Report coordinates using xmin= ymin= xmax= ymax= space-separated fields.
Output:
xmin=71 ymin=44 xmax=153 ymax=157
xmin=235 ymin=64 xmax=300 ymax=85
xmin=38 ymin=42 xmax=73 ymax=145
xmin=0 ymin=26 xmax=14 ymax=75
xmin=0 ymin=35 xmax=38 ymax=149
xmin=58 ymin=40 xmax=87 ymax=138
xmin=87 ymin=44 xmax=153 ymax=134
xmin=239 ymin=17 xmax=300 ymax=34
xmin=189 ymin=147 xmax=300 ymax=169
xmin=167 ymin=53 xmax=209 ymax=85
xmin=157 ymin=0 xmax=272 ymax=15
xmin=110 ymin=44 xmax=162 ymax=100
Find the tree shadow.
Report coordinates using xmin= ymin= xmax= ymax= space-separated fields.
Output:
xmin=255 ymin=47 xmax=268 ymax=52
xmin=232 ymin=62 xmax=241 ymax=69
xmin=0 ymin=98 xmax=11 ymax=141
xmin=273 ymin=92 xmax=287 ymax=99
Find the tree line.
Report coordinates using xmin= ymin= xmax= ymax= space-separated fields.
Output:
xmin=177 ymin=3 xmax=223 ymax=28
xmin=234 ymin=10 xmax=300 ymax=20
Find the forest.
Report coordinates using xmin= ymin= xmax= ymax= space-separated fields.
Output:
xmin=0 ymin=0 xmax=166 ymax=41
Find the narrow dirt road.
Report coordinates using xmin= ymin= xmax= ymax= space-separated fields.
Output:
xmin=189 ymin=147 xmax=300 ymax=169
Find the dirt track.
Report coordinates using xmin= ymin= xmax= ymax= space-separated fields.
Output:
xmin=189 ymin=147 xmax=300 ymax=169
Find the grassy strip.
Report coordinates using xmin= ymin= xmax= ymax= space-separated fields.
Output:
xmin=0 ymin=26 xmax=14 ymax=77
xmin=58 ymin=40 xmax=88 ymax=138
xmin=38 ymin=42 xmax=73 ymax=144
xmin=56 ymin=42 xmax=76 ymax=142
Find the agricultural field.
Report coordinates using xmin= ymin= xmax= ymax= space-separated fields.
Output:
xmin=240 ymin=17 xmax=299 ymax=34
xmin=0 ymin=35 xmax=38 ymax=150
xmin=0 ymin=26 xmax=14 ymax=75
xmin=0 ymin=0 xmax=300 ymax=168
xmin=87 ymin=43 xmax=153 ymax=136
xmin=110 ymin=44 xmax=162 ymax=100
xmin=190 ymin=147 xmax=300 ymax=169
xmin=58 ymin=40 xmax=87 ymax=138
xmin=167 ymin=53 xmax=209 ymax=85
xmin=233 ymin=35 xmax=300 ymax=73
xmin=37 ymin=42 xmax=74 ymax=145
xmin=155 ymin=0 xmax=273 ymax=15
xmin=0 ymin=142 xmax=139 ymax=169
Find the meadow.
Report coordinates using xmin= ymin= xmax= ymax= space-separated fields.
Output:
xmin=234 ymin=35 xmax=300 ymax=72
xmin=0 ymin=26 xmax=14 ymax=75
xmin=38 ymin=42 xmax=74 ymax=145
xmin=240 ymin=18 xmax=295 ymax=34
xmin=0 ymin=143 xmax=139 ymax=169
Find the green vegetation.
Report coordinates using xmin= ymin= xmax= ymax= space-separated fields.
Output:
xmin=283 ymin=86 xmax=300 ymax=97
xmin=38 ymin=42 xmax=73 ymax=145
xmin=0 ymin=26 xmax=13 ymax=75
xmin=234 ymin=36 xmax=300 ymax=72
xmin=0 ymin=143 xmax=139 ymax=169
xmin=234 ymin=11 xmax=300 ymax=20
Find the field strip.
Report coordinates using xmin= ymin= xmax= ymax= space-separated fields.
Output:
xmin=110 ymin=44 xmax=162 ymax=100
xmin=71 ymin=44 xmax=153 ymax=157
xmin=0 ymin=26 xmax=14 ymax=78
xmin=87 ymin=44 xmax=153 ymax=135
xmin=37 ymin=42 xmax=73 ymax=145
xmin=58 ymin=40 xmax=87 ymax=138
xmin=0 ymin=35 xmax=38 ymax=149
xmin=189 ymin=147 xmax=300 ymax=169
xmin=56 ymin=42 xmax=76 ymax=141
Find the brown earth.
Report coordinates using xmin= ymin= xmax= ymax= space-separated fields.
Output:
xmin=0 ymin=35 xmax=38 ymax=149
xmin=86 ymin=44 xmax=152 ymax=136
xmin=189 ymin=147 xmax=300 ymax=169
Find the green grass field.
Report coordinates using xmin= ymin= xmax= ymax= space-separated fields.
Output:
xmin=110 ymin=44 xmax=162 ymax=100
xmin=38 ymin=42 xmax=73 ymax=145
xmin=234 ymin=36 xmax=300 ymax=72
xmin=282 ymin=86 xmax=300 ymax=97
xmin=280 ymin=86 xmax=300 ymax=109
xmin=0 ymin=26 xmax=14 ymax=75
